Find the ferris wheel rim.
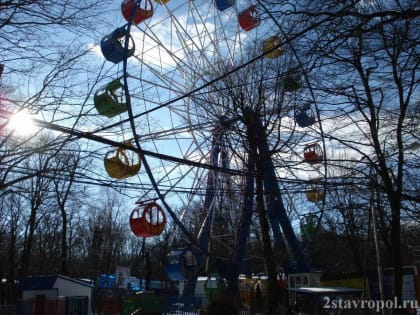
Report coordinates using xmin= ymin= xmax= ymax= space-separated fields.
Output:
xmin=109 ymin=0 xmax=330 ymax=276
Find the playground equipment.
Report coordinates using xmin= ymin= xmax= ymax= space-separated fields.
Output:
xmin=239 ymin=275 xmax=268 ymax=307
xmin=204 ymin=274 xmax=226 ymax=301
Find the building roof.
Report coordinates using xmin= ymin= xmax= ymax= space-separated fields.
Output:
xmin=288 ymin=286 xmax=362 ymax=295
xmin=19 ymin=275 xmax=93 ymax=291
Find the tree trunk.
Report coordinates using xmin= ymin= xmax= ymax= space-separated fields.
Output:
xmin=20 ymin=207 xmax=37 ymax=277
xmin=7 ymin=212 xmax=17 ymax=281
xmin=255 ymin=154 xmax=281 ymax=314
xmin=145 ymin=251 xmax=151 ymax=291
xmin=60 ymin=205 xmax=68 ymax=274
xmin=390 ymin=195 xmax=402 ymax=314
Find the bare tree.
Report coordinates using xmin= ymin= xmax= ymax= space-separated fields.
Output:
xmin=0 ymin=0 xmax=112 ymax=192
xmin=268 ymin=0 xmax=419 ymax=306
xmin=19 ymin=154 xmax=55 ymax=277
xmin=0 ymin=193 xmax=23 ymax=282
xmin=85 ymin=190 xmax=130 ymax=279
xmin=50 ymin=144 xmax=84 ymax=274
xmin=0 ymin=0 xmax=117 ymax=284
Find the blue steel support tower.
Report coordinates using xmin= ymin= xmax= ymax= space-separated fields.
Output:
xmin=167 ymin=110 xmax=309 ymax=296
xmin=252 ymin=109 xmax=309 ymax=273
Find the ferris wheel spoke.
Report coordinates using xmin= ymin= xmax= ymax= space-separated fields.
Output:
xmin=96 ymin=0 xmax=329 ymax=285
xmin=131 ymin=55 xmax=186 ymax=95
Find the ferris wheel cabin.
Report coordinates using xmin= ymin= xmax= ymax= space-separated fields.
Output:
xmin=295 ymin=104 xmax=315 ymax=128
xmin=129 ymin=201 xmax=166 ymax=237
xmin=103 ymin=143 xmax=141 ymax=179
xmin=121 ymin=0 xmax=153 ymax=25
xmin=166 ymin=248 xmax=198 ymax=282
xmin=238 ymin=6 xmax=260 ymax=32
xmin=263 ymin=35 xmax=284 ymax=59
xmin=303 ymin=143 xmax=323 ymax=164
xmin=283 ymin=74 xmax=303 ymax=92
xmin=215 ymin=0 xmax=235 ymax=11
xmin=100 ymin=25 xmax=135 ymax=64
xmin=94 ymin=79 xmax=127 ymax=118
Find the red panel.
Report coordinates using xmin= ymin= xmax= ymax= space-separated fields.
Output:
xmin=238 ymin=6 xmax=260 ymax=31
xmin=121 ymin=0 xmax=153 ymax=25
xmin=129 ymin=202 xmax=166 ymax=237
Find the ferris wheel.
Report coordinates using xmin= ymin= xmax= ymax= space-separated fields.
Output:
xmin=95 ymin=0 xmax=327 ymax=292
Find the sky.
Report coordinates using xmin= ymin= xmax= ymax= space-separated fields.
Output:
xmin=0 ymin=0 xmax=365 ymax=217
xmin=2 ymin=0 xmax=418 ymax=248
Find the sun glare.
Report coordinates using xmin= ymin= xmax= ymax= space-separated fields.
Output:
xmin=7 ymin=109 xmax=37 ymax=137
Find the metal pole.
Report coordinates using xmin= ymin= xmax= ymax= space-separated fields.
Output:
xmin=371 ymin=174 xmax=385 ymax=314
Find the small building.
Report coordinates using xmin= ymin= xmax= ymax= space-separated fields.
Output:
xmin=18 ymin=275 xmax=93 ymax=315
xmin=288 ymin=286 xmax=363 ymax=315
